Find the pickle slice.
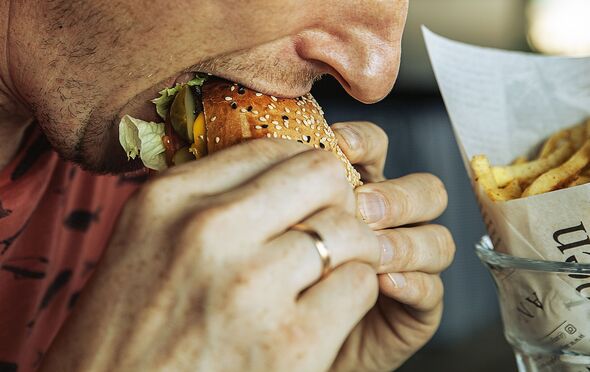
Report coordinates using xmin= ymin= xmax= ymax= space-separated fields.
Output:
xmin=172 ymin=146 xmax=194 ymax=165
xmin=169 ymin=85 xmax=196 ymax=142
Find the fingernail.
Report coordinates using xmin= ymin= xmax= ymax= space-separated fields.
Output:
xmin=337 ymin=127 xmax=361 ymax=150
xmin=387 ymin=273 xmax=406 ymax=288
xmin=379 ymin=235 xmax=394 ymax=265
xmin=357 ymin=192 xmax=386 ymax=224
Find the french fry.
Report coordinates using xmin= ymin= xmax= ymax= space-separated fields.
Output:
xmin=471 ymin=155 xmax=521 ymax=201
xmin=567 ymin=175 xmax=590 ymax=187
xmin=471 ymin=119 xmax=590 ymax=202
xmin=538 ymin=121 xmax=589 ymax=158
xmin=569 ymin=122 xmax=589 ymax=149
xmin=523 ymin=140 xmax=590 ymax=197
xmin=511 ymin=156 xmax=528 ymax=165
xmin=538 ymin=128 xmax=571 ymax=158
xmin=492 ymin=143 xmax=574 ymax=187
xmin=500 ymin=179 xmax=523 ymax=200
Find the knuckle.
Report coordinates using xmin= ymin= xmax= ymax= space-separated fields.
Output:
xmin=389 ymin=230 xmax=414 ymax=268
xmin=304 ymin=150 xmax=350 ymax=185
xmin=390 ymin=185 xmax=414 ymax=223
xmin=434 ymin=225 xmax=456 ymax=267
xmin=131 ymin=177 xmax=179 ymax=219
xmin=180 ymin=203 xmax=229 ymax=247
xmin=413 ymin=274 xmax=431 ymax=299
xmin=137 ymin=177 xmax=171 ymax=205
xmin=418 ymin=275 xmax=443 ymax=306
xmin=366 ymin=121 xmax=389 ymax=146
xmin=348 ymin=263 xmax=379 ymax=302
xmin=422 ymin=173 xmax=448 ymax=209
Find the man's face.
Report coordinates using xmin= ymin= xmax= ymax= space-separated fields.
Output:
xmin=19 ymin=0 xmax=408 ymax=172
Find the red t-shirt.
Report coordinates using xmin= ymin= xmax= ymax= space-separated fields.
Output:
xmin=0 ymin=128 xmax=144 ymax=372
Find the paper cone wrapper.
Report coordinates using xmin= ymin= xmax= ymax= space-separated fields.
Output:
xmin=424 ymin=28 xmax=590 ymax=358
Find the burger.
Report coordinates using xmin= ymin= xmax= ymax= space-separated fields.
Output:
xmin=119 ymin=75 xmax=362 ymax=187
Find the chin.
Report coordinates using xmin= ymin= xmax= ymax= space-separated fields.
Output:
xmin=72 ymin=113 xmax=143 ymax=174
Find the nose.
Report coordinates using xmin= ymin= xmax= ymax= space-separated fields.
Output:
xmin=296 ymin=1 xmax=408 ymax=103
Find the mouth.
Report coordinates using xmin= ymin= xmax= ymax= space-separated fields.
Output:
xmin=118 ymin=69 xmax=318 ymax=126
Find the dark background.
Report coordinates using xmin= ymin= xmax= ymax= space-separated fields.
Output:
xmin=310 ymin=0 xmax=580 ymax=370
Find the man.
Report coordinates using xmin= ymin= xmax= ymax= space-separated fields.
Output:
xmin=0 ymin=0 xmax=455 ymax=371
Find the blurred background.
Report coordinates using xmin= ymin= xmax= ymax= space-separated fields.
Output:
xmin=311 ymin=0 xmax=590 ymax=370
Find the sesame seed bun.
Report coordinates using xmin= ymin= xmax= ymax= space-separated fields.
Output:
xmin=202 ymin=79 xmax=362 ymax=187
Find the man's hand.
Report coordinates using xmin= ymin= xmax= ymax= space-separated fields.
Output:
xmin=41 ymin=121 xmax=451 ymax=372
xmin=41 ymin=138 xmax=385 ymax=372
xmin=331 ymin=122 xmax=455 ymax=371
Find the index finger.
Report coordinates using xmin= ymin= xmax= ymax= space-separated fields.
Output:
xmin=332 ymin=122 xmax=388 ymax=182
xmin=156 ymin=138 xmax=311 ymax=196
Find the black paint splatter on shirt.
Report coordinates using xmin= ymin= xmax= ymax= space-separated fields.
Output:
xmin=10 ymin=135 xmax=51 ymax=182
xmin=0 ymin=200 xmax=12 ymax=219
xmin=68 ymin=291 xmax=81 ymax=309
xmin=0 ymin=361 xmax=18 ymax=372
xmin=1 ymin=223 xmax=29 ymax=255
xmin=63 ymin=208 xmax=101 ymax=232
xmin=39 ymin=270 xmax=72 ymax=310
xmin=0 ymin=256 xmax=48 ymax=280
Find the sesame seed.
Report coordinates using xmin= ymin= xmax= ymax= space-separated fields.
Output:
xmin=296 ymin=110 xmax=301 ymax=115
xmin=255 ymin=125 xmax=262 ymax=130
xmin=281 ymin=134 xmax=287 ymax=139
xmin=256 ymin=93 xmax=263 ymax=97
xmin=261 ymin=124 xmax=269 ymax=128
xmin=267 ymin=104 xmax=274 ymax=110
xmin=265 ymin=114 xmax=270 ymax=119
xmin=284 ymin=122 xmax=289 ymax=128
xmin=282 ymin=115 xmax=289 ymax=120
xmin=272 ymin=120 xmax=279 ymax=125
xmin=231 ymin=102 xmax=238 ymax=109
xmin=319 ymin=142 xmax=326 ymax=149
xmin=302 ymin=108 xmax=306 ymax=113
xmin=252 ymin=110 xmax=259 ymax=115
xmin=215 ymin=137 xmax=220 ymax=143
xmin=230 ymin=86 xmax=235 ymax=91
xmin=247 ymin=106 xmax=253 ymax=112
xmin=285 ymin=108 xmax=291 ymax=113
xmin=275 ymin=125 xmax=282 ymax=130
xmin=211 ymin=116 xmax=217 ymax=122
xmin=296 ymin=119 xmax=302 ymax=124
xmin=271 ymin=96 xmax=278 ymax=101
xmin=238 ymin=87 xmax=246 ymax=95
xmin=267 ymin=133 xmax=272 ymax=138
xmin=259 ymin=117 xmax=267 ymax=122
xmin=315 ymin=132 xmax=321 ymax=137
xmin=314 ymin=144 xmax=320 ymax=149
xmin=225 ymin=97 xmax=232 ymax=101
xmin=241 ymin=108 xmax=247 ymax=113
xmin=273 ymin=132 xmax=278 ymax=138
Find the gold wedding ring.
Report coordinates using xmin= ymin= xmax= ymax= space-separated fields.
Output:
xmin=292 ymin=223 xmax=331 ymax=278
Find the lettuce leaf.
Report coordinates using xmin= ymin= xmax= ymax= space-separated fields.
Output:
xmin=118 ymin=115 xmax=167 ymax=171
xmin=151 ymin=75 xmax=207 ymax=120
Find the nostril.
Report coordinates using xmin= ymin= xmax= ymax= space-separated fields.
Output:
xmin=296 ymin=30 xmax=401 ymax=104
